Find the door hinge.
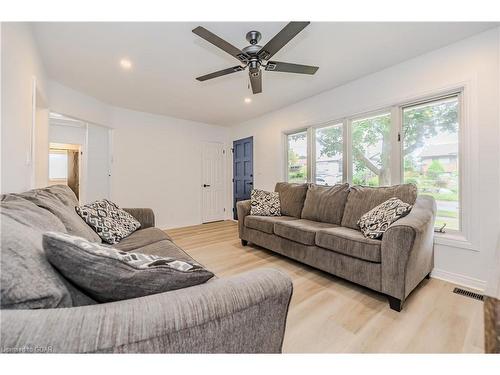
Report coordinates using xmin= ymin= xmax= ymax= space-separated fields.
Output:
xmin=232 ymin=207 xmax=235 ymax=212
xmin=232 ymin=178 xmax=234 ymax=182
xmin=223 ymin=208 xmax=226 ymax=212
xmin=222 ymin=149 xmax=225 ymax=155
xmin=231 ymin=148 xmax=234 ymax=153
xmin=397 ymin=132 xmax=401 ymax=142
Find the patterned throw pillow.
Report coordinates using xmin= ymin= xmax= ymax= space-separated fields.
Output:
xmin=75 ymin=199 xmax=140 ymax=244
xmin=43 ymin=232 xmax=214 ymax=302
xmin=357 ymin=197 xmax=413 ymax=239
xmin=250 ymin=189 xmax=281 ymax=216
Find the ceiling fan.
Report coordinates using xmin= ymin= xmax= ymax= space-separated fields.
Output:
xmin=192 ymin=22 xmax=319 ymax=94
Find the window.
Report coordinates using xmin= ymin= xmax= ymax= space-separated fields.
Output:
xmin=284 ymin=90 xmax=464 ymax=234
xmin=351 ymin=112 xmax=391 ymax=186
xmin=287 ymin=131 xmax=308 ymax=183
xmin=315 ymin=123 xmax=343 ymax=186
xmin=49 ymin=149 xmax=68 ymax=181
xmin=402 ymin=96 xmax=460 ymax=231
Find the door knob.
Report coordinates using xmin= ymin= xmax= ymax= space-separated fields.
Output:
xmin=203 ymin=184 xmax=211 ymax=187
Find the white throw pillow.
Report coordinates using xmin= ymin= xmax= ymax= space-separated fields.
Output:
xmin=250 ymin=189 xmax=281 ymax=216
xmin=357 ymin=197 xmax=412 ymax=239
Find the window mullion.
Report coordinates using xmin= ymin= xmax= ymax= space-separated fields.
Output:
xmin=345 ymin=119 xmax=352 ymax=184
xmin=307 ymin=127 xmax=314 ymax=183
xmin=390 ymin=106 xmax=402 ymax=185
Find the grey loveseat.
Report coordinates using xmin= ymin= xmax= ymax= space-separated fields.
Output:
xmin=237 ymin=182 xmax=436 ymax=311
xmin=1 ymin=185 xmax=292 ymax=353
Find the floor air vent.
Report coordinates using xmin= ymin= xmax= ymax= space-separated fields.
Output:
xmin=453 ymin=287 xmax=484 ymax=301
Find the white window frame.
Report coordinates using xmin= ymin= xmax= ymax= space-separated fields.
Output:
xmin=399 ymin=92 xmax=463 ymax=235
xmin=283 ymin=86 xmax=475 ymax=249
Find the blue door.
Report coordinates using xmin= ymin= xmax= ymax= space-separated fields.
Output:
xmin=233 ymin=136 xmax=253 ymax=219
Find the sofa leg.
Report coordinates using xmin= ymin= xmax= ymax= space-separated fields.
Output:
xmin=241 ymin=239 xmax=248 ymax=246
xmin=388 ymin=296 xmax=403 ymax=312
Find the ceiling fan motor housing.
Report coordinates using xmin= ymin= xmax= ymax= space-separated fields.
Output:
xmin=246 ymin=30 xmax=261 ymax=45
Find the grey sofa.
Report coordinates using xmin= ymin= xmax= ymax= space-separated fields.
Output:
xmin=1 ymin=185 xmax=292 ymax=353
xmin=237 ymin=182 xmax=436 ymax=311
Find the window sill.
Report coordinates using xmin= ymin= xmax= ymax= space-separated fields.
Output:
xmin=434 ymin=232 xmax=478 ymax=251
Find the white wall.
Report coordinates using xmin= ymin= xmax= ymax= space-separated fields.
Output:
xmin=1 ymin=23 xmax=49 ymax=193
xmin=230 ymin=28 xmax=500 ymax=289
xmin=110 ymin=108 xmax=228 ymax=229
xmin=48 ymin=83 xmax=229 ymax=229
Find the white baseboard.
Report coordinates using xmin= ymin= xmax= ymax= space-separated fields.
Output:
xmin=431 ymin=268 xmax=486 ymax=291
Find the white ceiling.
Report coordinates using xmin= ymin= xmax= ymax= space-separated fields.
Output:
xmin=33 ymin=22 xmax=497 ymax=126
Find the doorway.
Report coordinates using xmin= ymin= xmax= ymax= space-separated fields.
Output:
xmin=48 ymin=143 xmax=81 ymax=199
xmin=201 ymin=142 xmax=226 ymax=223
xmin=232 ymin=136 xmax=253 ymax=219
xmin=48 ymin=112 xmax=112 ymax=203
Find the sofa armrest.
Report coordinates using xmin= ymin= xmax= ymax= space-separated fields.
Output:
xmin=123 ymin=208 xmax=155 ymax=229
xmin=236 ymin=200 xmax=251 ymax=239
xmin=0 ymin=268 xmax=292 ymax=353
xmin=381 ymin=195 xmax=436 ymax=302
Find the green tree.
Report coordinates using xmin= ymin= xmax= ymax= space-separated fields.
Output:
xmin=315 ymin=100 xmax=458 ymax=185
xmin=426 ymin=159 xmax=445 ymax=179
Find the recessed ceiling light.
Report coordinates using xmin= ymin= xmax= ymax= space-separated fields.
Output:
xmin=120 ymin=58 xmax=132 ymax=70
xmin=244 ymin=98 xmax=252 ymax=103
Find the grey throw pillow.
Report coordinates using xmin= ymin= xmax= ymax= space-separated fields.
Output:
xmin=43 ymin=232 xmax=215 ymax=302
xmin=76 ymin=199 xmax=141 ymax=244
xmin=357 ymin=197 xmax=413 ymax=239
xmin=250 ymin=189 xmax=281 ymax=216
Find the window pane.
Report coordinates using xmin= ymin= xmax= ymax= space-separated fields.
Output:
xmin=49 ymin=150 xmax=68 ymax=180
xmin=351 ymin=113 xmax=391 ymax=186
xmin=315 ymin=123 xmax=343 ymax=185
xmin=403 ymin=97 xmax=459 ymax=231
xmin=287 ymin=131 xmax=308 ymax=183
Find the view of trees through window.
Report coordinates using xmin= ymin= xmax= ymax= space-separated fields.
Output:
xmin=285 ymin=93 xmax=461 ymax=232
xmin=287 ymin=131 xmax=308 ymax=183
xmin=351 ymin=113 xmax=391 ymax=186
xmin=403 ymin=97 xmax=459 ymax=230
xmin=315 ymin=123 xmax=343 ymax=185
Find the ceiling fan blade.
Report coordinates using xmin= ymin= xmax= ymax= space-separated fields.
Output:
xmin=249 ymin=69 xmax=262 ymax=94
xmin=258 ymin=22 xmax=310 ymax=60
xmin=196 ymin=65 xmax=245 ymax=81
xmin=265 ymin=61 xmax=319 ymax=75
xmin=193 ymin=26 xmax=249 ymax=63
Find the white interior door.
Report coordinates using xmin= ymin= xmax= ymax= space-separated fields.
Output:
xmin=202 ymin=142 xmax=225 ymax=223
xmin=85 ymin=123 xmax=112 ymax=203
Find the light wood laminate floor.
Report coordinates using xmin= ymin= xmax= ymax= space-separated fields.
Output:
xmin=166 ymin=220 xmax=484 ymax=353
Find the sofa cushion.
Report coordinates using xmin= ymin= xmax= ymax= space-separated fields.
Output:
xmin=43 ymin=232 xmax=215 ymax=303
xmin=113 ymin=227 xmax=172 ymax=252
xmin=341 ymin=184 xmax=418 ymax=230
xmin=19 ymin=185 xmax=101 ymax=242
xmin=0 ymin=195 xmax=73 ymax=309
xmin=76 ymin=199 xmax=141 ymax=244
xmin=358 ymin=197 xmax=413 ymax=239
xmin=274 ymin=182 xmax=308 ymax=218
xmin=245 ymin=215 xmax=298 ymax=234
xmin=301 ymin=183 xmax=350 ymax=225
xmin=274 ymin=219 xmax=338 ymax=246
xmin=315 ymin=227 xmax=382 ymax=262
xmin=135 ymin=239 xmax=199 ymax=263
